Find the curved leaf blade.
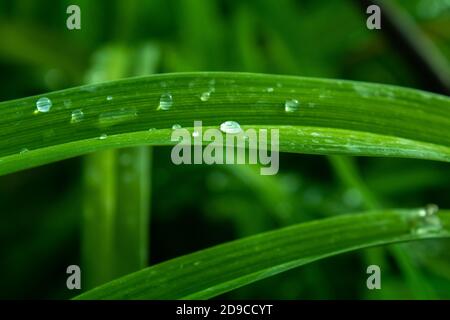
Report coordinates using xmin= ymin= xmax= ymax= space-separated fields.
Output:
xmin=1 ymin=72 xmax=449 ymax=175
xmin=75 ymin=209 xmax=450 ymax=300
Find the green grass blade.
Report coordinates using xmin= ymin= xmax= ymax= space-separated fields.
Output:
xmin=82 ymin=44 xmax=155 ymax=288
xmin=0 ymin=73 xmax=449 ymax=176
xmin=75 ymin=208 xmax=450 ymax=300
xmin=82 ymin=149 xmax=117 ymax=287
xmin=113 ymin=146 xmax=151 ymax=272
xmin=83 ymin=146 xmax=151 ymax=289
xmin=329 ymin=156 xmax=381 ymax=210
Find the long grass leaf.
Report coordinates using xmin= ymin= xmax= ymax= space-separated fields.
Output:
xmin=75 ymin=208 xmax=450 ymax=299
xmin=0 ymin=73 xmax=449 ymax=176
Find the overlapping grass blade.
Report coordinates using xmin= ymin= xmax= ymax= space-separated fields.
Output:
xmin=0 ymin=72 xmax=449 ymax=176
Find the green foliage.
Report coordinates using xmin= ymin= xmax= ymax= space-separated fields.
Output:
xmin=75 ymin=209 xmax=450 ymax=299
xmin=0 ymin=0 xmax=449 ymax=300
xmin=0 ymin=73 xmax=448 ymax=177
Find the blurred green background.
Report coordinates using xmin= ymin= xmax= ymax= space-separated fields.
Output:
xmin=0 ymin=0 xmax=449 ymax=299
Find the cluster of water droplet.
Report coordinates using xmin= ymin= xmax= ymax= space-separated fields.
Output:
xmin=199 ymin=79 xmax=216 ymax=102
xmin=31 ymin=80 xmax=308 ymax=151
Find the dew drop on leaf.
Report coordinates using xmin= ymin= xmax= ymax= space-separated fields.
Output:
xmin=220 ymin=121 xmax=242 ymax=134
xmin=411 ymin=204 xmax=442 ymax=235
xmin=284 ymin=99 xmax=299 ymax=112
xmin=426 ymin=203 xmax=439 ymax=215
xmin=36 ymin=97 xmax=52 ymax=113
xmin=70 ymin=109 xmax=84 ymax=123
xmin=418 ymin=203 xmax=439 ymax=217
xmin=200 ymin=92 xmax=210 ymax=101
xmin=158 ymin=93 xmax=173 ymax=110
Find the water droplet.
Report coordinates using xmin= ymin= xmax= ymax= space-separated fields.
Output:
xmin=200 ymin=91 xmax=210 ymax=101
xmin=220 ymin=121 xmax=242 ymax=134
xmin=99 ymin=134 xmax=108 ymax=140
xmin=192 ymin=131 xmax=200 ymax=138
xmin=148 ymin=128 xmax=156 ymax=132
xmin=266 ymin=87 xmax=274 ymax=93
xmin=158 ymin=93 xmax=173 ymax=110
xmin=36 ymin=97 xmax=52 ymax=113
xmin=172 ymin=124 xmax=182 ymax=130
xmin=426 ymin=203 xmax=439 ymax=215
xmin=20 ymin=148 xmax=29 ymax=154
xmin=411 ymin=204 xmax=442 ymax=235
xmin=276 ymin=82 xmax=282 ymax=88
xmin=70 ymin=109 xmax=84 ymax=124
xmin=106 ymin=96 xmax=113 ymax=101
xmin=284 ymin=99 xmax=299 ymax=112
